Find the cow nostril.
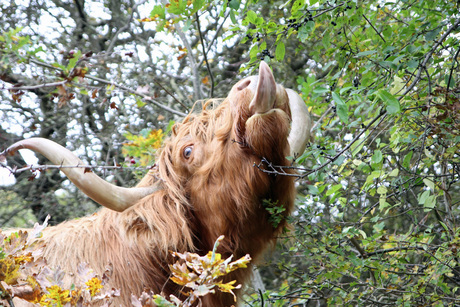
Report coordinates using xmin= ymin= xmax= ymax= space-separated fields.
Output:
xmin=237 ymin=79 xmax=251 ymax=91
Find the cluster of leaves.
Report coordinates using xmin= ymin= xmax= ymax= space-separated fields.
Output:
xmin=133 ymin=236 xmax=251 ymax=307
xmin=0 ymin=218 xmax=116 ymax=306
xmin=122 ymin=128 xmax=166 ymax=167
xmin=262 ymin=199 xmax=287 ymax=228
xmin=144 ymin=0 xmax=240 ymax=33
xmin=0 ymin=27 xmax=43 ymax=63
xmin=0 ymin=221 xmax=249 ymax=307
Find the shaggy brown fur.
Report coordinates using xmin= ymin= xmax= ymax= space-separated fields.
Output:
xmin=9 ymin=73 xmax=297 ymax=306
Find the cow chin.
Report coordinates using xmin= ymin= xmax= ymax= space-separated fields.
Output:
xmin=245 ymin=107 xmax=291 ymax=161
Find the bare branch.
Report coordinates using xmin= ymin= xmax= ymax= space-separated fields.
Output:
xmin=25 ymin=57 xmax=189 ymax=115
xmin=1 ymin=80 xmax=68 ymax=91
xmin=195 ymin=12 xmax=214 ymax=97
xmin=0 ymin=161 xmax=154 ymax=176
xmin=402 ymin=17 xmax=460 ymax=97
xmin=86 ymin=75 xmax=187 ymax=117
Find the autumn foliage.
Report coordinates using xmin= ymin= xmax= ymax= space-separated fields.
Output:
xmin=0 ymin=217 xmax=116 ymax=306
xmin=0 ymin=223 xmax=250 ymax=307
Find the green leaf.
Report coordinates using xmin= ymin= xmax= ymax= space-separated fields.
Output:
xmin=150 ymin=5 xmax=166 ymax=19
xmin=313 ymin=86 xmax=329 ymax=94
xmin=291 ymin=0 xmax=304 ymax=15
xmin=402 ymin=151 xmax=413 ymax=169
xmin=332 ymin=92 xmax=349 ymax=124
xmin=166 ymin=0 xmax=186 ymax=14
xmin=423 ymin=195 xmax=436 ymax=211
xmin=371 ymin=150 xmax=383 ymax=164
xmin=275 ymin=42 xmax=285 ymax=61
xmin=191 ymin=0 xmax=205 ymax=14
xmin=425 ymin=28 xmax=441 ymax=41
xmin=373 ymin=221 xmax=385 ymax=232
xmin=249 ymin=44 xmax=258 ymax=60
xmin=390 ymin=76 xmax=405 ymax=95
xmin=418 ymin=190 xmax=430 ymax=205
xmin=297 ymin=21 xmax=315 ymax=42
xmin=325 ymin=184 xmax=342 ymax=196
xmin=246 ymin=10 xmax=257 ymax=24
xmin=379 ymin=199 xmax=390 ymax=211
xmin=351 ymin=138 xmax=365 ymax=157
xmin=355 ymin=50 xmax=377 ymax=57
xmin=377 ymin=185 xmax=387 ymax=195
xmin=322 ymin=30 xmax=330 ymax=48
xmin=377 ymin=89 xmax=401 ymax=114
xmin=229 ymin=9 xmax=237 ymax=24
xmin=388 ymin=169 xmax=399 ymax=177
xmin=423 ymin=178 xmax=435 ymax=190
xmin=67 ymin=50 xmax=82 ymax=71
xmin=228 ymin=0 xmax=240 ymax=10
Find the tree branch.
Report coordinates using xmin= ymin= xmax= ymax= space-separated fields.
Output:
xmin=0 ymin=161 xmax=154 ymax=176
xmin=86 ymin=75 xmax=187 ymax=117
xmin=1 ymin=80 xmax=68 ymax=91
xmin=195 ymin=12 xmax=214 ymax=97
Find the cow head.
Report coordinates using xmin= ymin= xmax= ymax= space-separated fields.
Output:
xmin=0 ymin=62 xmax=310 ymax=233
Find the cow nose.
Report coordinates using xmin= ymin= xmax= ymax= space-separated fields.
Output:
xmin=236 ymin=76 xmax=258 ymax=93
xmin=237 ymin=79 xmax=251 ymax=91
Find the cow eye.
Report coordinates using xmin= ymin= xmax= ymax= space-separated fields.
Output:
xmin=183 ymin=146 xmax=193 ymax=159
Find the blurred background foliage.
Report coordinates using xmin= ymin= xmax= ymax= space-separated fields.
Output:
xmin=1 ymin=0 xmax=460 ymax=305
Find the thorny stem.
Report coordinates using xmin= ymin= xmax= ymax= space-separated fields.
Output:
xmin=0 ymin=162 xmax=154 ymax=176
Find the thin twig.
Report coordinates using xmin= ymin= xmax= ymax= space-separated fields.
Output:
xmin=27 ymin=57 xmax=188 ymax=116
xmin=106 ymin=1 xmax=143 ymax=53
xmin=363 ymin=246 xmax=430 ymax=258
xmin=445 ymin=44 xmax=460 ymax=98
xmin=2 ymin=80 xmax=68 ymax=91
xmin=0 ymin=162 xmax=154 ymax=175
xmin=169 ymin=7 xmax=203 ymax=100
xmin=198 ymin=11 xmax=230 ymax=68
xmin=253 ymin=157 xmax=312 ymax=177
xmin=301 ymin=110 xmax=388 ymax=179
xmin=86 ymin=75 xmax=187 ymax=117
xmin=362 ymin=14 xmax=386 ymax=43
xmin=150 ymin=78 xmax=189 ymax=111
xmin=402 ymin=17 xmax=460 ymax=97
xmin=195 ymin=12 xmax=214 ymax=98
xmin=310 ymin=104 xmax=333 ymax=131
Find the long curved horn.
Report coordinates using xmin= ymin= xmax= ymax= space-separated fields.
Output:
xmin=1 ymin=138 xmax=161 ymax=212
xmin=286 ymin=89 xmax=311 ymax=158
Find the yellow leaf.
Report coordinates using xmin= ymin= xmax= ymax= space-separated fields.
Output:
xmin=0 ymin=258 xmax=20 ymax=284
xmin=85 ymin=277 xmax=104 ymax=296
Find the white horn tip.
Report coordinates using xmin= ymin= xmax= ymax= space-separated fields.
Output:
xmin=286 ymin=89 xmax=312 ymax=159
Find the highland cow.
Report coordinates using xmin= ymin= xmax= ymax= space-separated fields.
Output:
xmin=0 ymin=62 xmax=311 ymax=306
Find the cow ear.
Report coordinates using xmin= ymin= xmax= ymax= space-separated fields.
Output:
xmin=286 ymin=89 xmax=312 ymax=158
